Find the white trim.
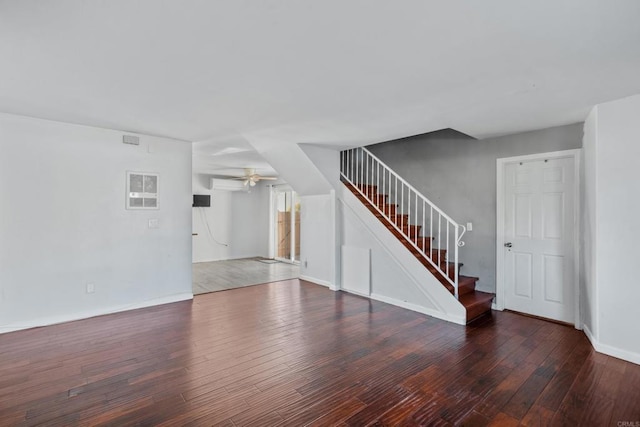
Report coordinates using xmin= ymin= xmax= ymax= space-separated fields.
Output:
xmin=268 ymin=185 xmax=275 ymax=259
xmin=573 ymin=152 xmax=582 ymax=330
xmin=299 ymin=274 xmax=337 ymax=291
xmin=592 ymin=114 xmax=600 ymax=339
xmin=496 ymin=149 xmax=581 ymax=328
xmin=496 ymin=159 xmax=506 ymax=311
xmin=330 ymin=189 xmax=340 ymax=291
xmin=583 ymin=324 xmax=640 ymax=365
xmin=290 ymin=191 xmax=297 ymax=264
xmin=0 ymin=293 xmax=193 ymax=335
xmin=271 ymin=186 xmax=299 ymax=264
xmin=369 ymin=293 xmax=466 ymax=325
xmin=192 ymin=255 xmax=270 ymax=264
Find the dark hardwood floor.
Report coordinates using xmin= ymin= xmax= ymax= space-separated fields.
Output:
xmin=0 ymin=279 xmax=638 ymax=426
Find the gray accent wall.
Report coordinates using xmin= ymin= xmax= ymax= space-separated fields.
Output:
xmin=367 ymin=123 xmax=583 ymax=293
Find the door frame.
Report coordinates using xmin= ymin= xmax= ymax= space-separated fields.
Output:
xmin=495 ymin=149 xmax=581 ymax=328
xmin=270 ymin=184 xmax=300 ymax=264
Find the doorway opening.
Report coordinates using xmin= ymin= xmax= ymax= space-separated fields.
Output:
xmin=273 ymin=186 xmax=301 ymax=264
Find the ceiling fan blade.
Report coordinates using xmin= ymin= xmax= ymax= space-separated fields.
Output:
xmin=243 ymin=179 xmax=249 ymax=186
xmin=258 ymin=176 xmax=278 ymax=180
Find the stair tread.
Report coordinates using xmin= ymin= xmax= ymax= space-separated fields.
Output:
xmin=460 ymin=291 xmax=494 ymax=322
xmin=458 ymin=291 xmax=494 ymax=306
xmin=457 ymin=276 xmax=476 ymax=292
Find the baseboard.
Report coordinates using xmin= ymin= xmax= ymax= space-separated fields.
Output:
xmin=193 ymin=255 xmax=267 ymax=264
xmin=370 ymin=293 xmax=466 ymax=326
xmin=583 ymin=323 xmax=596 ymax=345
xmin=299 ymin=275 xmax=337 ymax=291
xmin=0 ymin=292 xmax=194 ymax=335
xmin=583 ymin=324 xmax=640 ymax=365
xmin=341 ymin=288 xmax=369 ymax=298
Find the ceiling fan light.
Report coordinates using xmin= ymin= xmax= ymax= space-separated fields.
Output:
xmin=250 ymin=180 xmax=256 ymax=187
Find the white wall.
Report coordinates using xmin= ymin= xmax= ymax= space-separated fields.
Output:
xmin=191 ymin=169 xmax=269 ymax=262
xmin=0 ymin=113 xmax=193 ymax=332
xmin=300 ymin=144 xmax=341 ymax=189
xmin=230 ymin=185 xmax=269 ymax=259
xmin=259 ymin=143 xmax=332 ymax=196
xmin=581 ymin=108 xmax=598 ymax=339
xmin=582 ymin=94 xmax=640 ymax=364
xmin=192 ymin=174 xmax=233 ymax=262
xmin=296 ymin=145 xmax=340 ymax=288
xmin=299 ymin=193 xmax=335 ymax=287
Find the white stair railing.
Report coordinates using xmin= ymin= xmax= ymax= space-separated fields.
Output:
xmin=340 ymin=147 xmax=466 ymax=299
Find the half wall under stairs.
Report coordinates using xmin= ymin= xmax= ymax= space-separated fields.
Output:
xmin=340 ymin=147 xmax=493 ymax=324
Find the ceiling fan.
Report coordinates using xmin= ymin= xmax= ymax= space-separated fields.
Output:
xmin=229 ymin=168 xmax=278 ymax=187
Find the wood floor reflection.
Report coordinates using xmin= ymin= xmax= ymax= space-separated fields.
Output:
xmin=0 ymin=279 xmax=638 ymax=426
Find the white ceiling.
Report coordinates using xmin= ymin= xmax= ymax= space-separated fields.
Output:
xmin=2 ymin=0 xmax=640 ymax=173
xmin=192 ymin=135 xmax=277 ymax=176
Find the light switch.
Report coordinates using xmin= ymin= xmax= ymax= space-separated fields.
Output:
xmin=466 ymin=222 xmax=473 ymax=231
xmin=148 ymin=219 xmax=159 ymax=229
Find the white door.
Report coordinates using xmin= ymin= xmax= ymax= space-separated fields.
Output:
xmin=503 ymin=156 xmax=575 ymax=323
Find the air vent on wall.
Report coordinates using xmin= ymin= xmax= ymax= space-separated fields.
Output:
xmin=123 ymin=135 xmax=140 ymax=145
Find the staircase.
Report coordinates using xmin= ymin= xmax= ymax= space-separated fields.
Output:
xmin=340 ymin=147 xmax=493 ymax=324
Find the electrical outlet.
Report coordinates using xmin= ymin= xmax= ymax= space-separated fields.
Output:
xmin=466 ymin=222 xmax=473 ymax=231
xmin=148 ymin=219 xmax=159 ymax=229
xmin=86 ymin=283 xmax=95 ymax=294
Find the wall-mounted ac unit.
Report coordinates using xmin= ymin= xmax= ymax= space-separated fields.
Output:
xmin=211 ymin=178 xmax=246 ymax=192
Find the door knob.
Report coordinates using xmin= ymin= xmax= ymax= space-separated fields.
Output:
xmin=504 ymin=242 xmax=513 ymax=248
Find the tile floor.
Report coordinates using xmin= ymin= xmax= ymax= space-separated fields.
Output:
xmin=192 ymin=257 xmax=300 ymax=295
